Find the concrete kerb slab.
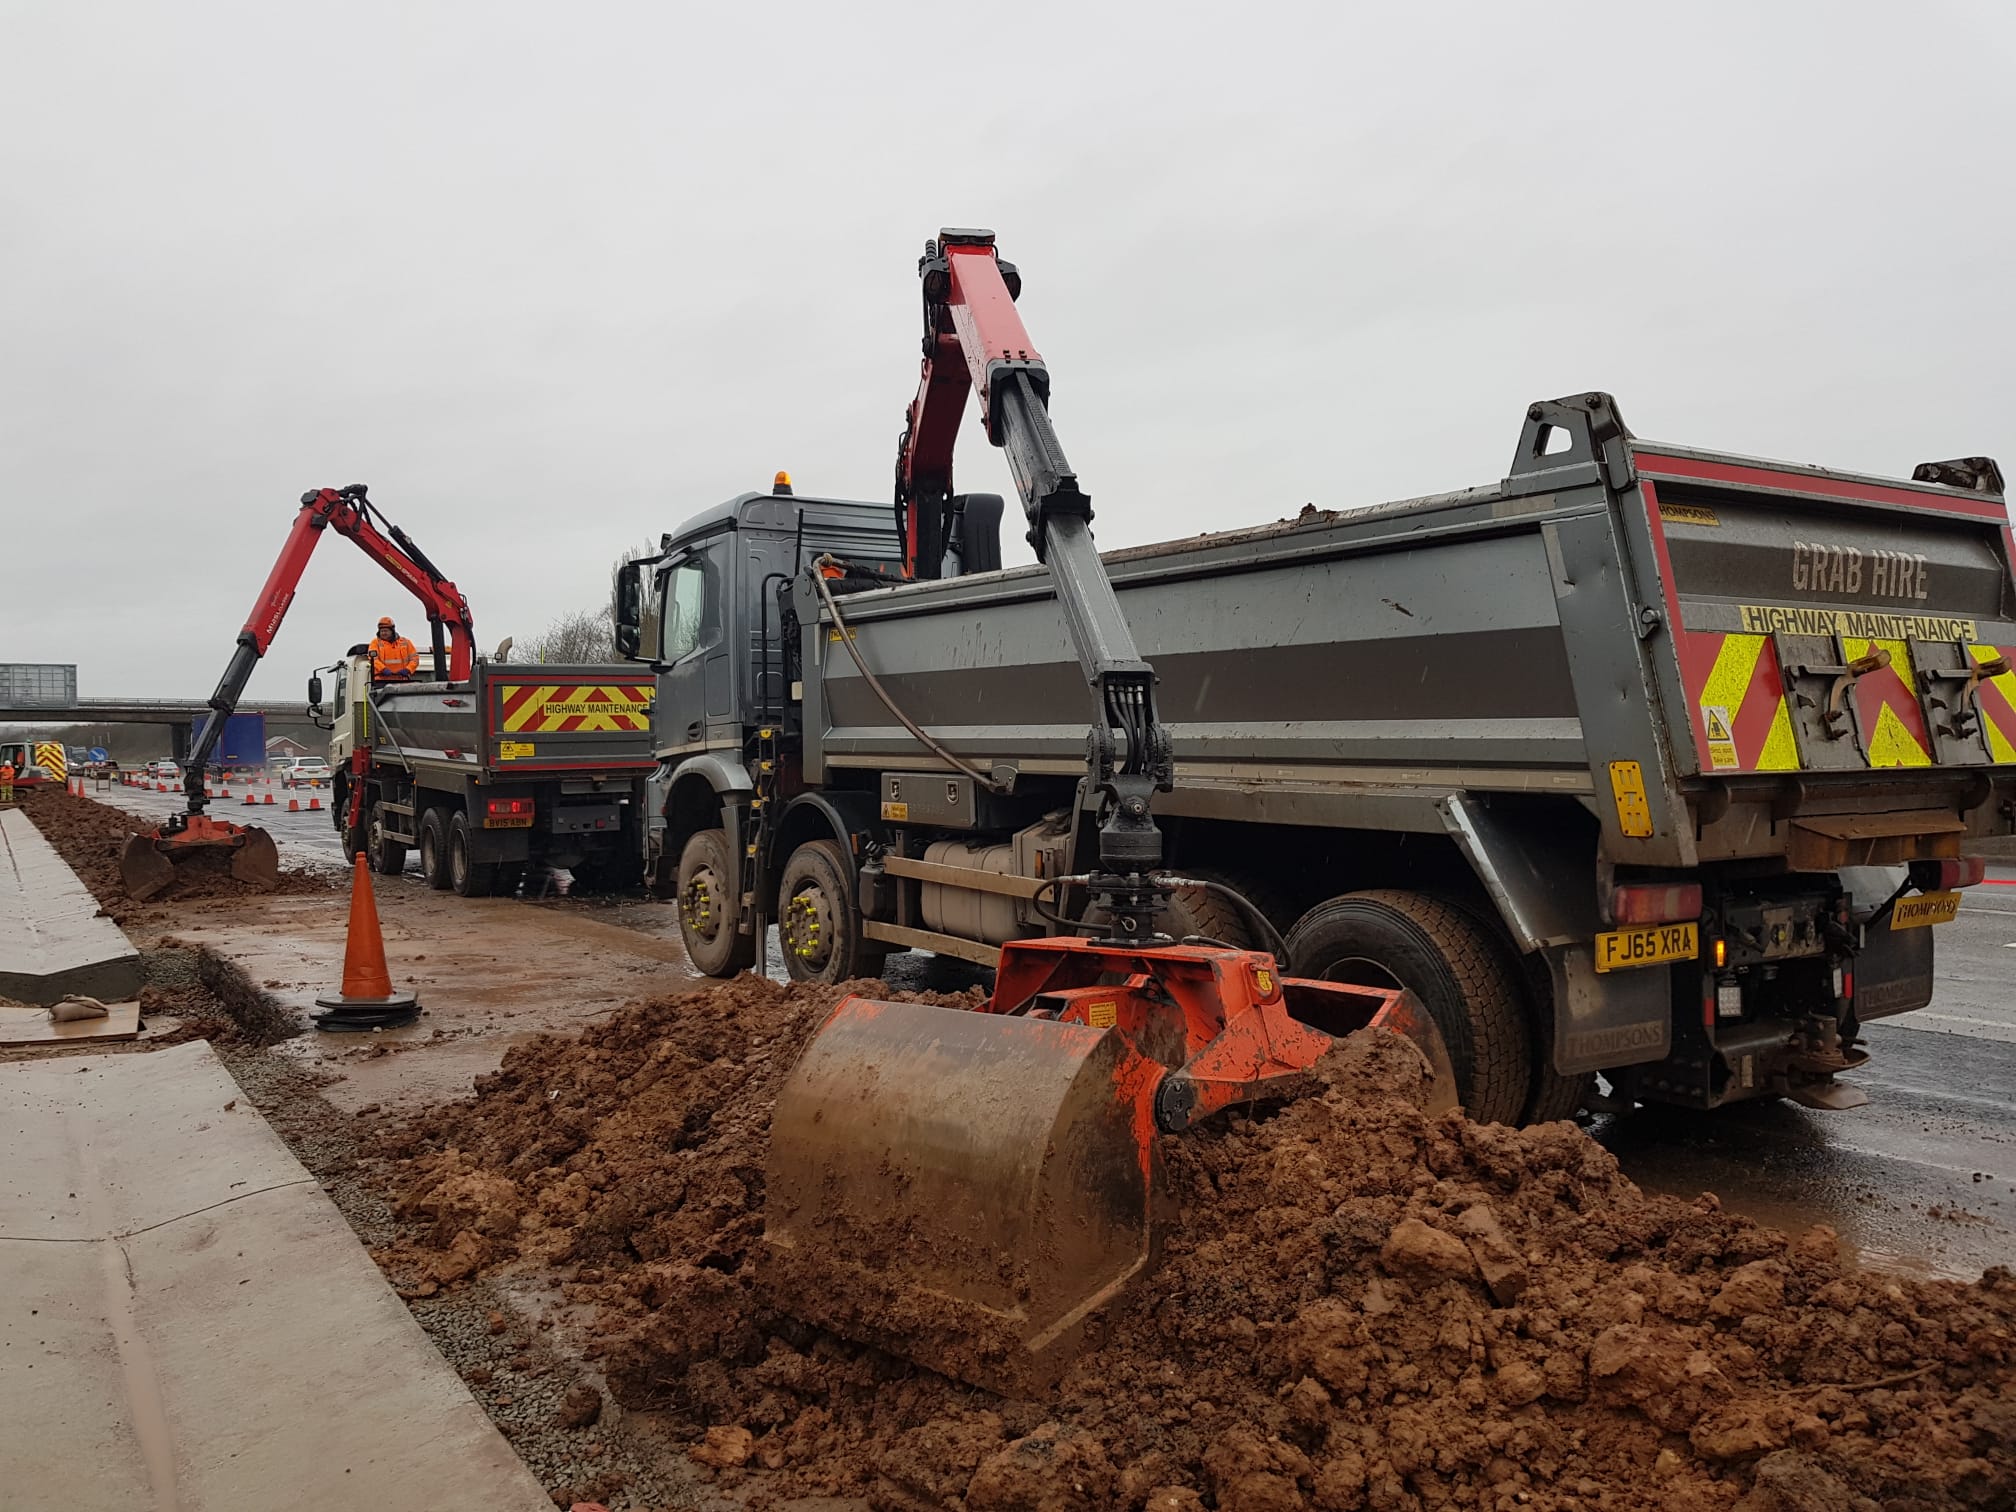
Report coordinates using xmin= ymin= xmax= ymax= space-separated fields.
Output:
xmin=0 ymin=1040 xmax=553 ymax=1511
xmin=0 ymin=806 xmax=142 ymax=1006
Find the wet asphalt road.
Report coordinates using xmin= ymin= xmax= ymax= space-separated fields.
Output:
xmin=98 ymin=779 xmax=2015 ymax=1277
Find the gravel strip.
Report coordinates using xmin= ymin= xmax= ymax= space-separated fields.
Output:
xmin=217 ymin=1038 xmax=712 ymax=1508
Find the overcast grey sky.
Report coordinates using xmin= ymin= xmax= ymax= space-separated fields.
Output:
xmin=3 ymin=2 xmax=2012 ymax=701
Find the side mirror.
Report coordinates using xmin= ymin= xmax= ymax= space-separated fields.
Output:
xmin=307 ymin=673 xmax=324 ymax=709
xmin=614 ymin=562 xmax=645 ymax=660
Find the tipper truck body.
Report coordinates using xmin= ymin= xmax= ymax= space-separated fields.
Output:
xmin=623 ymin=393 xmax=2013 ymax=1124
xmin=319 ymin=652 xmax=655 ymax=894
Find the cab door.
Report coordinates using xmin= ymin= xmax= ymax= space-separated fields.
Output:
xmin=654 ymin=536 xmax=732 ymax=752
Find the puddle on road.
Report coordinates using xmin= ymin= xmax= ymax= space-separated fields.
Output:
xmin=1592 ymin=1099 xmax=2012 ymax=1282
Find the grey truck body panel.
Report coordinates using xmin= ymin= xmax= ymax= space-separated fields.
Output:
xmin=644 ymin=404 xmax=2011 ymax=1095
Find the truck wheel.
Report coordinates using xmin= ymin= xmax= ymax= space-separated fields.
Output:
xmin=448 ymin=810 xmax=498 ymax=898
xmin=1526 ymin=1008 xmax=1596 ymax=1123
xmin=1284 ymin=889 xmax=1533 ymax=1126
xmin=418 ymin=809 xmax=453 ymax=891
xmin=778 ymin=839 xmax=884 ymax=985
xmin=367 ymin=801 xmax=408 ymax=877
xmin=678 ymin=828 xmax=755 ymax=976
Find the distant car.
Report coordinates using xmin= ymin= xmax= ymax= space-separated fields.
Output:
xmin=280 ymin=757 xmax=331 ymax=789
xmin=145 ymin=759 xmax=178 ymax=778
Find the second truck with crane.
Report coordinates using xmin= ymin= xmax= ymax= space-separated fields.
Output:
xmin=121 ymin=483 xmax=654 ymax=900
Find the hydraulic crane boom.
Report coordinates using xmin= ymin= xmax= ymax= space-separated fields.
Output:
xmin=180 ymin=484 xmax=475 ymax=822
xmin=759 ymin=229 xmax=1456 ymax=1394
xmin=124 ymin=484 xmax=474 ymax=901
xmin=895 ymin=228 xmax=1173 ymax=936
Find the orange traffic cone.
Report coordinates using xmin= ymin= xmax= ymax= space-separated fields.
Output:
xmin=308 ymin=796 xmax=322 ymax=810
xmin=262 ymin=793 xmax=275 ymax=805
xmin=244 ymin=791 xmax=259 ymax=806
xmin=312 ymin=854 xmax=419 ymax=1032
xmin=288 ymin=797 xmax=300 ymax=812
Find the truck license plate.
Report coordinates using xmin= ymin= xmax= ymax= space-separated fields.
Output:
xmin=484 ymin=815 xmax=535 ymax=829
xmin=1594 ymin=922 xmax=1698 ymax=973
xmin=1891 ymin=891 xmax=1962 ymax=929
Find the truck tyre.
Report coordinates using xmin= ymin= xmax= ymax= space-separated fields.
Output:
xmin=1283 ymin=889 xmax=1533 ymax=1126
xmin=1430 ymin=891 xmax=1593 ymax=1126
xmin=1525 ymin=1010 xmax=1596 ymax=1124
xmin=418 ymin=809 xmax=453 ymax=891
xmin=447 ymin=810 xmax=498 ymax=898
xmin=367 ymin=801 xmax=408 ymax=877
xmin=778 ymin=839 xmax=884 ymax=986
xmin=678 ymin=828 xmax=755 ymax=977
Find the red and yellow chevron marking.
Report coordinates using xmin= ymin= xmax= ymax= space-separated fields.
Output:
xmin=1837 ymin=637 xmax=1932 ymax=768
xmin=497 ymin=682 xmax=654 ymax=735
xmin=1678 ymin=630 xmax=1797 ymax=773
xmin=1968 ymin=644 xmax=2016 ymax=763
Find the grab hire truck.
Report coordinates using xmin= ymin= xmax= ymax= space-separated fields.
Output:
xmin=613 ymin=393 xmax=2014 ymax=1126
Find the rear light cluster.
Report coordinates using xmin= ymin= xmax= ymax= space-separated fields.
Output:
xmin=1609 ymin=882 xmax=1703 ymax=925
xmin=485 ymin=797 xmax=533 ymax=819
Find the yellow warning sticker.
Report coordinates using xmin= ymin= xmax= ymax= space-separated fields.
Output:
xmin=1660 ymin=503 xmax=1720 ymax=527
xmin=1086 ymin=999 xmax=1118 ymax=1029
xmin=1702 ymin=705 xmax=1739 ymax=770
xmin=1608 ymin=760 xmax=1654 ymax=838
xmin=881 ymin=800 xmax=909 ymax=821
xmin=1891 ymin=891 xmax=1961 ymax=929
xmin=498 ymin=740 xmax=535 ymax=760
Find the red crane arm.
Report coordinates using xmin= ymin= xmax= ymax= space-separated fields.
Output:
xmin=184 ymin=485 xmax=474 ymax=817
xmin=890 ymin=228 xmax=1174 ymax=940
xmin=894 ymin=232 xmax=1046 ymax=579
xmin=237 ymin=486 xmax=475 ymax=674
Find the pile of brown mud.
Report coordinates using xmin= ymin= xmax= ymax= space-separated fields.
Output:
xmin=20 ymin=788 xmax=332 ymax=922
xmin=375 ymin=978 xmax=2016 ymax=1511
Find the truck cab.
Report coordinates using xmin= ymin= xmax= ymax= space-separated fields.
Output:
xmin=321 ymin=653 xmax=372 ymax=771
xmin=620 ymin=481 xmax=910 ymax=895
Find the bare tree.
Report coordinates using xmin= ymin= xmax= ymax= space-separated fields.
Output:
xmin=500 ymin=543 xmax=657 ymax=666
xmin=517 ymin=608 xmax=615 ymax=665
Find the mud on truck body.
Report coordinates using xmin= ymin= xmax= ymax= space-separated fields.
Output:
xmin=620 ymin=394 xmax=2013 ymax=1125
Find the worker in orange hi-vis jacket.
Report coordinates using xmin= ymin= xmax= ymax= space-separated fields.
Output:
xmin=371 ymin=616 xmax=419 ymax=681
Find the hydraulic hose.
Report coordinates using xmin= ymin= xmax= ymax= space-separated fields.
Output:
xmin=808 ymin=558 xmax=1009 ymax=793
xmin=1031 ymin=872 xmax=1293 ymax=964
